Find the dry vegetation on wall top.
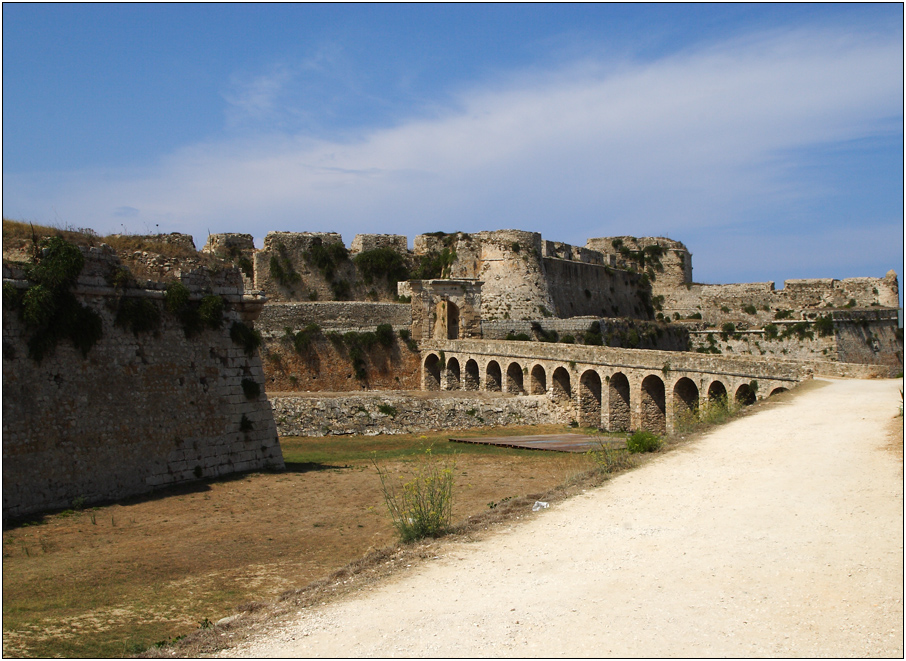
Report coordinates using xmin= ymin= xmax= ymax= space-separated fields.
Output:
xmin=2 ymin=219 xmax=232 ymax=282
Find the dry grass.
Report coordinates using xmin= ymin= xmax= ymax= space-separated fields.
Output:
xmin=1 ymin=425 xmax=597 ymax=658
xmin=3 ymin=218 xmax=230 ymax=283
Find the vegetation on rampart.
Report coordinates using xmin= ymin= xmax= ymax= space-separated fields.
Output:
xmin=3 ymin=235 xmax=103 ymax=361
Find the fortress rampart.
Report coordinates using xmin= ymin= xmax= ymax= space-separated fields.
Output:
xmin=2 ymin=248 xmax=282 ymax=519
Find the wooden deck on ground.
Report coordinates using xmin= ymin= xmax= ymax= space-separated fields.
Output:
xmin=449 ymin=434 xmax=624 ymax=453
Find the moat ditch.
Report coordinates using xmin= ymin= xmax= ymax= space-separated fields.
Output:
xmin=2 ymin=423 xmax=618 ymax=658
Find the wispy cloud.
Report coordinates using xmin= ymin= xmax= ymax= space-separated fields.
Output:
xmin=5 ymin=26 xmax=901 ymax=281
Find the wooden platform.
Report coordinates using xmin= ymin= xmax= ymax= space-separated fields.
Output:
xmin=449 ymin=434 xmax=624 ymax=453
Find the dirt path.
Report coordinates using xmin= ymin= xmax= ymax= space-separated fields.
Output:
xmin=226 ymin=378 xmax=903 ymax=658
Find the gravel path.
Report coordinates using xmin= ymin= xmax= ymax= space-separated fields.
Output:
xmin=228 ymin=378 xmax=903 ymax=657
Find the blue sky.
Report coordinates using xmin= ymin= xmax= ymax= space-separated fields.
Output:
xmin=3 ymin=3 xmax=903 ymax=292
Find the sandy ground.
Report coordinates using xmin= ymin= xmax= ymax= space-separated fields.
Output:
xmin=225 ymin=378 xmax=904 ymax=658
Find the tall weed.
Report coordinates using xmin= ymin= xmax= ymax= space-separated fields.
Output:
xmin=374 ymin=446 xmax=456 ymax=542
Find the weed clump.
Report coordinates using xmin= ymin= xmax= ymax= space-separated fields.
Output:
xmin=230 ymin=321 xmax=262 ymax=357
xmin=354 ymin=248 xmax=409 ymax=287
xmin=586 ymin=442 xmax=634 ymax=473
xmin=627 ymin=430 xmax=661 ymax=453
xmin=374 ymin=446 xmax=456 ymax=542
xmin=5 ymin=235 xmax=104 ymax=361
xmin=241 ymin=378 xmax=261 ymax=400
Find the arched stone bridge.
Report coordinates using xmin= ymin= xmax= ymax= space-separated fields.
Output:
xmin=421 ymin=339 xmax=812 ymax=435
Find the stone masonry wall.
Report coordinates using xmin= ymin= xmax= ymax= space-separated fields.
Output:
xmin=833 ymin=309 xmax=903 ymax=373
xmin=257 ymin=302 xmax=411 ymax=334
xmin=271 ymin=392 xmax=569 ymax=437
xmin=350 ymin=234 xmax=408 ymax=255
xmin=542 ymin=257 xmax=651 ymax=319
xmin=2 ymin=252 xmax=283 ymax=519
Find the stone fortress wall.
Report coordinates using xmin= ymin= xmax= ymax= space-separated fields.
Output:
xmin=3 ymin=221 xmax=900 ymax=517
xmin=2 ymin=245 xmax=283 ymax=519
xmin=242 ymin=228 xmax=900 ymax=377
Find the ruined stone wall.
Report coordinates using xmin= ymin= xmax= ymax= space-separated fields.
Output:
xmin=585 ymin=236 xmax=693 ymax=291
xmin=253 ymin=231 xmax=354 ymax=303
xmin=271 ymin=392 xmax=568 ymax=437
xmin=253 ymin=231 xmax=410 ymax=304
xmin=661 ymin=273 xmax=899 ymax=325
xmin=350 ymin=233 xmax=408 ymax=255
xmin=689 ymin=329 xmax=838 ymax=362
xmin=202 ymin=233 xmax=255 ymax=256
xmin=258 ymin=302 xmax=411 ymax=334
xmin=413 ymin=230 xmax=653 ymax=322
xmin=2 ymin=254 xmax=282 ymax=519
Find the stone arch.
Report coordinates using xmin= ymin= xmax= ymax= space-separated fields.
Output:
xmin=424 ymin=354 xmax=441 ymax=391
xmin=578 ymin=370 xmax=602 ymax=428
xmin=486 ymin=360 xmax=502 ymax=392
xmin=529 ymin=364 xmax=547 ymax=395
xmin=464 ymin=359 xmax=480 ymax=391
xmin=445 ymin=357 xmax=461 ymax=391
xmin=608 ymin=372 xmax=631 ymax=432
xmin=707 ymin=380 xmax=728 ymax=402
xmin=673 ymin=377 xmax=699 ymax=420
xmin=735 ymin=383 xmax=756 ymax=406
xmin=551 ymin=366 xmax=571 ymax=406
xmin=641 ymin=374 xmax=666 ymax=434
xmin=769 ymin=387 xmax=788 ymax=397
xmin=506 ymin=362 xmax=525 ymax=395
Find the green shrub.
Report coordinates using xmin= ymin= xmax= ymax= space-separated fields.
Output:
xmin=241 ymin=378 xmax=261 ymax=400
xmin=236 ymin=256 xmax=253 ymax=279
xmin=354 ymin=248 xmax=409 ymax=286
xmin=198 ymin=295 xmax=224 ymax=329
xmin=304 ymin=238 xmax=348 ymax=281
xmin=269 ymin=245 xmax=302 ymax=288
xmin=814 ymin=315 xmax=834 ymax=336
xmin=230 ymin=321 xmax=262 ymax=356
xmin=626 ymin=430 xmax=661 ymax=453
xmin=25 ymin=236 xmax=84 ymax=289
xmin=13 ymin=236 xmax=103 ymax=361
xmin=687 ymin=312 xmax=702 ymax=319
xmin=781 ymin=321 xmax=813 ymax=341
xmin=375 ymin=323 xmax=395 ymax=347
xmin=774 ymin=309 xmax=793 ymax=320
xmin=583 ymin=323 xmax=604 ymax=346
xmin=377 ymin=403 xmax=398 ymax=418
xmin=164 ymin=281 xmax=190 ymax=313
xmin=763 ymin=323 xmax=779 ymax=340
xmin=410 ymin=247 xmax=456 ymax=280
xmin=374 ymin=446 xmax=456 ymax=542
xmin=115 ymin=297 xmax=162 ymax=335
xmin=560 ymin=334 xmax=575 ymax=344
xmin=330 ymin=279 xmax=351 ymax=300
xmin=743 ymin=304 xmax=757 ymax=315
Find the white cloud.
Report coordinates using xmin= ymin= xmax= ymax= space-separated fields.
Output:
xmin=4 ymin=26 xmax=901 ymax=281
